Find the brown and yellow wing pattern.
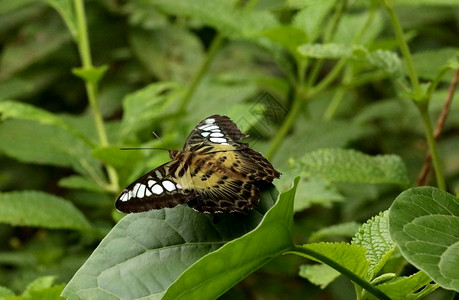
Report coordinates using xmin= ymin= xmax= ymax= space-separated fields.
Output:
xmin=186 ymin=148 xmax=280 ymax=213
xmin=115 ymin=115 xmax=280 ymax=213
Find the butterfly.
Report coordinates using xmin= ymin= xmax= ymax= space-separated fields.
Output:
xmin=115 ymin=115 xmax=281 ymax=213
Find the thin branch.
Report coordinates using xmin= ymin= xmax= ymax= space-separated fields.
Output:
xmin=417 ymin=69 xmax=459 ymax=186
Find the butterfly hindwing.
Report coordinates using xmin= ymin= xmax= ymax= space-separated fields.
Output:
xmin=184 ymin=149 xmax=280 ymax=213
xmin=115 ymin=160 xmax=193 ymax=213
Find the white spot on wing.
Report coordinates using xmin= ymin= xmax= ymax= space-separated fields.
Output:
xmin=145 ymin=188 xmax=152 ymax=197
xmin=201 ymin=132 xmax=210 ymax=137
xmin=205 ymin=118 xmax=215 ymax=124
xmin=151 ymin=184 xmax=163 ymax=195
xmin=203 ymin=125 xmax=219 ymax=131
xmin=199 ymin=124 xmax=212 ymax=130
xmin=210 ymin=132 xmax=224 ymax=137
xmin=210 ymin=137 xmax=228 ymax=144
xmin=162 ymin=180 xmax=176 ymax=192
xmin=132 ymin=183 xmax=141 ymax=196
xmin=221 ymin=142 xmax=229 ymax=145
xmin=137 ymin=184 xmax=146 ymax=198
xmin=155 ymin=170 xmax=163 ymax=179
xmin=148 ymin=180 xmax=156 ymax=187
xmin=120 ymin=193 xmax=129 ymax=202
xmin=176 ymin=183 xmax=182 ymax=189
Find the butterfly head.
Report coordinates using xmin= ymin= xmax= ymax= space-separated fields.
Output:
xmin=168 ymin=150 xmax=180 ymax=160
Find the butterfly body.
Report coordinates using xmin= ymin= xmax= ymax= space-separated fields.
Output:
xmin=116 ymin=115 xmax=280 ymax=213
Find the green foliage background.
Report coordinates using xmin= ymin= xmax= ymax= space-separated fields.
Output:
xmin=0 ymin=0 xmax=458 ymax=299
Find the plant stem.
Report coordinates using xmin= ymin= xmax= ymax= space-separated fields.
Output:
xmin=306 ymin=0 xmax=347 ymax=88
xmin=417 ymin=103 xmax=446 ymax=190
xmin=383 ymin=1 xmax=421 ymax=97
xmin=74 ymin=0 xmax=118 ymax=192
xmin=417 ymin=69 xmax=458 ymax=186
xmin=266 ymin=86 xmax=306 ymax=159
xmin=384 ymin=1 xmax=445 ymax=189
xmin=290 ymin=245 xmax=391 ymax=300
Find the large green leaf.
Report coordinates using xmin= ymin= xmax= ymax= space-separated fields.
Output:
xmin=143 ymin=0 xmax=279 ymax=39
xmin=130 ymin=26 xmax=204 ymax=83
xmin=0 ymin=191 xmax=91 ymax=230
xmin=0 ymin=100 xmax=93 ymax=146
xmin=292 ymin=0 xmax=335 ymax=43
xmin=0 ymin=119 xmax=104 ymax=182
xmin=45 ymin=0 xmax=77 ymax=39
xmin=389 ymin=187 xmax=459 ymax=291
xmin=62 ymin=186 xmax=279 ymax=300
xmin=162 ymin=178 xmax=297 ymax=300
xmin=295 ymin=148 xmax=410 ymax=186
xmin=0 ymin=14 xmax=71 ymax=79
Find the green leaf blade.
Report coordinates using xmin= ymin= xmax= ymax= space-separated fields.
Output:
xmin=0 ymin=191 xmax=91 ymax=230
xmin=389 ymin=187 xmax=459 ymax=291
xmin=353 ymin=210 xmax=395 ymax=278
xmin=296 ymin=148 xmax=410 ymax=186
xmin=62 ymin=186 xmax=279 ymax=300
xmin=162 ymin=178 xmax=298 ymax=300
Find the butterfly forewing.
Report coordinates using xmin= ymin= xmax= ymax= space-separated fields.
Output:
xmin=116 ymin=115 xmax=281 ymax=213
xmin=183 ymin=115 xmax=248 ymax=152
xmin=115 ymin=160 xmax=193 ymax=213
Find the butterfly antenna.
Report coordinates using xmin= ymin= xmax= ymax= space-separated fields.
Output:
xmin=120 ymin=147 xmax=170 ymax=151
xmin=120 ymin=131 xmax=172 ymax=151
xmin=152 ymin=131 xmax=172 ymax=149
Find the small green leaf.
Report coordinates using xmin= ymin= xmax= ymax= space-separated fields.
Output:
xmin=62 ymin=186 xmax=279 ymax=300
xmin=0 ymin=191 xmax=91 ymax=230
xmin=58 ymin=175 xmax=105 ymax=193
xmin=298 ymin=43 xmax=355 ymax=59
xmin=262 ymin=25 xmax=307 ymax=55
xmin=298 ymin=44 xmax=401 ymax=76
xmin=389 ymin=187 xmax=459 ymax=292
xmin=163 ymin=178 xmax=297 ymax=299
xmin=410 ymin=47 xmax=459 ymax=81
xmin=23 ymin=276 xmax=56 ymax=296
xmin=28 ymin=284 xmax=65 ymax=300
xmin=365 ymin=271 xmax=438 ymax=300
xmin=353 ymin=211 xmax=395 ymax=278
xmin=367 ymin=50 xmax=402 ymax=77
xmin=296 ymin=148 xmax=410 ymax=186
xmin=298 ymin=242 xmax=369 ymax=279
xmin=120 ymin=82 xmax=180 ymax=142
xmin=299 ymin=264 xmax=340 ymax=289
xmin=310 ymin=222 xmax=361 ymax=242
xmin=72 ymin=65 xmax=108 ymax=85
